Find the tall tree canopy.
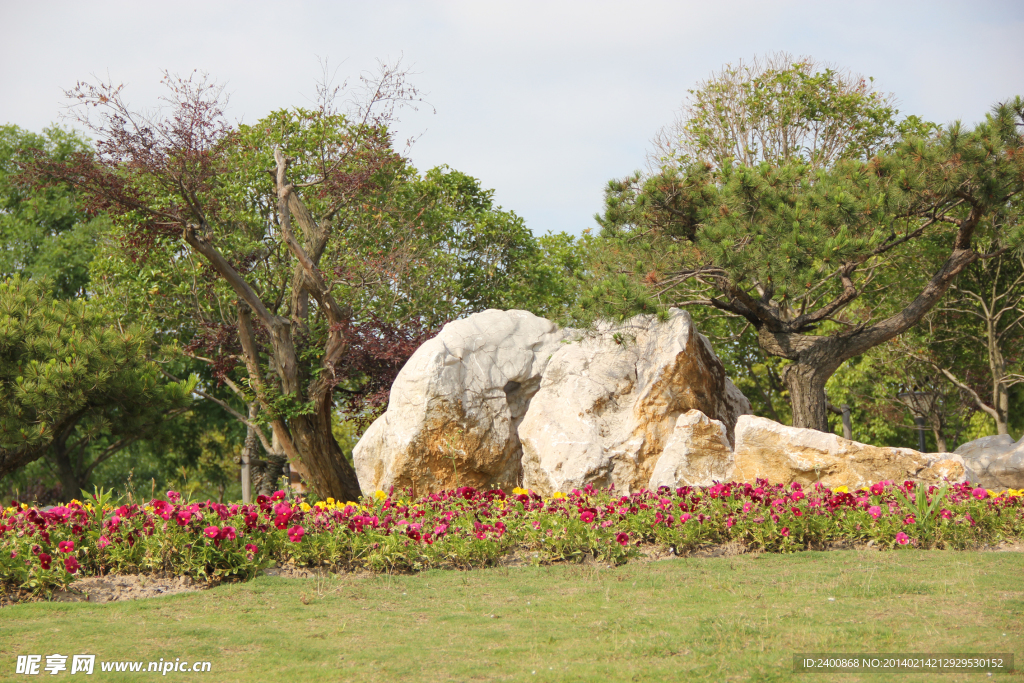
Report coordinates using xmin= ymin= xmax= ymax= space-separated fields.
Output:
xmin=0 ymin=125 xmax=106 ymax=298
xmin=589 ymin=56 xmax=1024 ymax=432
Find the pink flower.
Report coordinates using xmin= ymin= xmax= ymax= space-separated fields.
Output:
xmin=615 ymin=532 xmax=629 ymax=546
xmin=245 ymin=543 xmax=259 ymax=554
xmin=287 ymin=525 xmax=305 ymax=543
xmin=680 ymin=513 xmax=692 ymax=523
xmin=175 ymin=511 xmax=191 ymax=527
xmin=742 ymin=502 xmax=752 ymax=513
xmin=972 ymin=487 xmax=988 ymax=500
xmin=218 ymin=526 xmax=237 ymax=541
xmin=903 ymin=515 xmax=916 ymax=526
xmin=580 ymin=511 xmax=595 ymax=523
xmin=98 ymin=536 xmax=110 ymax=549
xmin=780 ymin=527 xmax=790 ymax=537
xmin=601 ymin=520 xmax=615 ymax=528
xmin=58 ymin=540 xmax=74 ymax=553
xmin=940 ymin=509 xmax=952 ymax=520
xmin=271 ymin=490 xmax=287 ymax=502
xmin=870 ymin=482 xmax=885 ymax=496
xmin=868 ymin=506 xmax=882 ymax=520
xmin=64 ymin=556 xmax=79 ymax=574
xmin=433 ymin=523 xmax=449 ymax=536
xmin=726 ymin=516 xmax=735 ymax=528
xmin=204 ymin=526 xmax=220 ymax=539
xmin=895 ymin=532 xmax=910 ymax=545
xmin=167 ymin=490 xmax=181 ymax=503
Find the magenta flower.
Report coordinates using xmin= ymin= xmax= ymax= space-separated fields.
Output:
xmin=615 ymin=532 xmax=629 ymax=546
xmin=742 ymin=502 xmax=752 ymax=513
xmin=780 ymin=527 xmax=790 ymax=537
xmin=245 ymin=543 xmax=259 ymax=554
xmin=580 ymin=511 xmax=595 ymax=523
xmin=204 ymin=526 xmax=220 ymax=539
xmin=868 ymin=505 xmax=882 ymax=520
xmin=903 ymin=515 xmax=916 ymax=526
xmin=167 ymin=490 xmax=181 ymax=503
xmin=218 ymin=526 xmax=237 ymax=541
xmin=870 ymin=482 xmax=885 ymax=496
xmin=288 ymin=525 xmax=305 ymax=543
xmin=175 ymin=511 xmax=191 ymax=527
xmin=895 ymin=532 xmax=910 ymax=545
xmin=972 ymin=487 xmax=988 ymax=500
xmin=726 ymin=516 xmax=735 ymax=528
xmin=940 ymin=509 xmax=952 ymax=520
xmin=98 ymin=536 xmax=110 ymax=549
xmin=58 ymin=540 xmax=74 ymax=553
xmin=271 ymin=490 xmax=287 ymax=502
xmin=64 ymin=556 xmax=79 ymax=574
xmin=680 ymin=513 xmax=692 ymax=523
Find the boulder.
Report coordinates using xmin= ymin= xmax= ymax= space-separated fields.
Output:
xmin=731 ymin=415 xmax=967 ymax=489
xmin=352 ymin=309 xmax=568 ymax=495
xmin=648 ymin=410 xmax=734 ymax=489
xmin=518 ymin=310 xmax=751 ymax=496
xmin=955 ymin=435 xmax=1024 ymax=490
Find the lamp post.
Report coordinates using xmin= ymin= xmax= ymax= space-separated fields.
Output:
xmin=897 ymin=390 xmax=931 ymax=452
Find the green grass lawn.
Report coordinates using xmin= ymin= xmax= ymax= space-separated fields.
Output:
xmin=1 ymin=550 xmax=1021 ymax=682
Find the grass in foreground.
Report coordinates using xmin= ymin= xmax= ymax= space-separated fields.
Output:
xmin=1 ymin=550 xmax=1022 ymax=683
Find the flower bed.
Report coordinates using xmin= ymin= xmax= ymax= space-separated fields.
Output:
xmin=2 ymin=480 xmax=1022 ymax=596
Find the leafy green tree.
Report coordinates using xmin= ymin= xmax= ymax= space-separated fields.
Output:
xmin=0 ymin=125 xmax=107 ymax=298
xmin=0 ymin=275 xmax=196 ymax=489
xmin=589 ymin=56 xmax=1024 ymax=432
xmin=40 ymin=69 xmax=582 ymax=500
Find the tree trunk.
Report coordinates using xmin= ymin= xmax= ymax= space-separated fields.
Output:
xmin=288 ymin=391 xmax=362 ymax=502
xmin=782 ymin=362 xmax=831 ymax=432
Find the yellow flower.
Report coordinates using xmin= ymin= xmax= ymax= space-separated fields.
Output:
xmin=3 ymin=507 xmax=13 ymax=515
xmin=326 ymin=497 xmax=336 ymax=506
xmin=69 ymin=499 xmax=82 ymax=506
xmin=374 ymin=490 xmax=387 ymax=501
xmin=987 ymin=489 xmax=998 ymax=498
xmin=300 ymin=502 xmax=312 ymax=512
xmin=512 ymin=487 xmax=529 ymax=496
xmin=344 ymin=501 xmax=359 ymax=508
xmin=552 ymin=492 xmax=566 ymax=500
xmin=833 ymin=485 xmax=849 ymax=494
xmin=21 ymin=503 xmax=29 ymax=510
xmin=314 ymin=501 xmax=327 ymax=509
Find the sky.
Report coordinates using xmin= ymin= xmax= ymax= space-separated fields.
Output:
xmin=2 ymin=0 xmax=1022 ymax=237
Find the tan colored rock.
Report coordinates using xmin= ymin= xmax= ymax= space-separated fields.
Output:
xmin=353 ymin=309 xmax=568 ymax=495
xmin=731 ymin=415 xmax=967 ymax=488
xmin=648 ymin=410 xmax=734 ymax=489
xmin=519 ymin=310 xmax=751 ymax=496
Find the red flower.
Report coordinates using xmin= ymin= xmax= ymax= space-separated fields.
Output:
xmin=271 ymin=490 xmax=287 ymax=502
xmin=870 ymin=482 xmax=885 ymax=496
xmin=245 ymin=543 xmax=259 ymax=554
xmin=204 ymin=526 xmax=220 ymax=539
xmin=615 ymin=532 xmax=629 ymax=546
xmin=940 ymin=509 xmax=952 ymax=520
xmin=791 ymin=507 xmax=802 ymax=517
xmin=273 ymin=513 xmax=291 ymax=530
xmin=58 ymin=540 xmax=74 ymax=553
xmin=287 ymin=525 xmax=305 ymax=543
xmin=218 ymin=526 xmax=237 ymax=541
xmin=39 ymin=553 xmax=52 ymax=570
xmin=175 ymin=511 xmax=191 ymax=527
xmin=64 ymin=556 xmax=79 ymax=574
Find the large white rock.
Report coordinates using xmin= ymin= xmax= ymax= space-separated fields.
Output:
xmin=353 ymin=309 xmax=568 ymax=494
xmin=731 ymin=415 xmax=967 ymax=489
xmin=648 ymin=410 xmax=735 ymax=489
xmin=518 ymin=310 xmax=751 ymax=496
xmin=955 ymin=435 xmax=1024 ymax=489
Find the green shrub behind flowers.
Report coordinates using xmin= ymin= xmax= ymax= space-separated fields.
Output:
xmin=1 ymin=480 xmax=1022 ymax=596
